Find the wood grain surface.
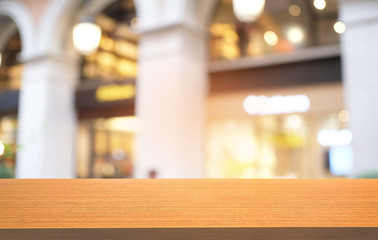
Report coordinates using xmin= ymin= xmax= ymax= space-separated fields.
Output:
xmin=1 ymin=179 xmax=378 ymax=229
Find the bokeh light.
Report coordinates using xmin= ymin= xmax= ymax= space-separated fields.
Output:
xmin=314 ymin=0 xmax=326 ymax=10
xmin=289 ymin=4 xmax=301 ymax=17
xmin=264 ymin=31 xmax=279 ymax=46
xmin=334 ymin=21 xmax=346 ymax=34
xmin=287 ymin=27 xmax=304 ymax=44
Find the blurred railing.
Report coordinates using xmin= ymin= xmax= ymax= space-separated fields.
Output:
xmin=0 ymin=179 xmax=378 ymax=239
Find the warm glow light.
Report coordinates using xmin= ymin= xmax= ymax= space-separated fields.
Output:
xmin=0 ymin=53 xmax=2 ymax=67
xmin=220 ymin=41 xmax=240 ymax=59
xmin=289 ymin=4 xmax=301 ymax=16
xmin=243 ymin=94 xmax=310 ymax=115
xmin=101 ymin=162 xmax=115 ymax=177
xmin=285 ymin=114 xmax=304 ymax=130
xmin=264 ymin=31 xmax=278 ymax=46
xmin=317 ymin=129 xmax=353 ymax=147
xmin=232 ymin=0 xmax=265 ymax=22
xmin=313 ymin=0 xmax=326 ymax=10
xmin=334 ymin=21 xmax=346 ymax=34
xmin=100 ymin=36 xmax=114 ymax=51
xmin=117 ymin=59 xmax=137 ymax=77
xmin=287 ymin=27 xmax=304 ymax=44
xmin=107 ymin=117 xmax=142 ymax=132
xmin=338 ymin=110 xmax=350 ymax=122
xmin=0 ymin=141 xmax=4 ymax=156
xmin=73 ymin=22 xmax=102 ymax=54
xmin=228 ymin=135 xmax=257 ymax=164
xmin=96 ymin=84 xmax=135 ymax=102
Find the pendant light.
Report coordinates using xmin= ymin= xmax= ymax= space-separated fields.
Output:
xmin=232 ymin=0 xmax=265 ymax=22
xmin=73 ymin=16 xmax=102 ymax=55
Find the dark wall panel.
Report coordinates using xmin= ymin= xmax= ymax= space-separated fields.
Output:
xmin=210 ymin=57 xmax=341 ymax=93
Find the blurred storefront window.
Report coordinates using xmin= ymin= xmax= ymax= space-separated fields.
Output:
xmin=206 ymin=108 xmax=351 ymax=178
xmin=0 ymin=30 xmax=22 ymax=178
xmin=207 ymin=0 xmax=345 ymax=178
xmin=77 ymin=117 xmax=138 ymax=178
xmin=210 ymin=0 xmax=339 ymax=60
xmin=76 ymin=0 xmax=138 ymax=178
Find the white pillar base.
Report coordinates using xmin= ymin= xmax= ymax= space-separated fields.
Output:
xmin=16 ymin=56 xmax=78 ymax=178
xmin=135 ymin=26 xmax=207 ymax=178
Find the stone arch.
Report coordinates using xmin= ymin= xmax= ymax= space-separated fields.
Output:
xmin=0 ymin=0 xmax=35 ymax=58
xmin=36 ymin=0 xmax=138 ymax=56
xmin=36 ymin=0 xmax=82 ymax=56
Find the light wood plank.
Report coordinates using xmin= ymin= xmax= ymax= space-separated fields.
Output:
xmin=1 ymin=179 xmax=378 ymax=229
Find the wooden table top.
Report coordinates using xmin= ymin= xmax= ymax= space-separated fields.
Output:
xmin=1 ymin=179 xmax=378 ymax=239
xmin=1 ymin=179 xmax=378 ymax=229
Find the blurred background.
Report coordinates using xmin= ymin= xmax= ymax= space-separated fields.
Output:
xmin=0 ymin=0 xmax=377 ymax=179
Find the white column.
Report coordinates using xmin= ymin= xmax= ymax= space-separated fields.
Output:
xmin=339 ymin=0 xmax=378 ymax=177
xmin=134 ymin=24 xmax=208 ymax=178
xmin=16 ymin=56 xmax=78 ymax=178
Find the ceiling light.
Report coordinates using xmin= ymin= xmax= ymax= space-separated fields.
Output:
xmin=314 ymin=0 xmax=326 ymax=10
xmin=73 ymin=17 xmax=102 ymax=55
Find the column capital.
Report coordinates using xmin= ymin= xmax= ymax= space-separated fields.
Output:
xmin=20 ymin=51 xmax=80 ymax=88
xmin=18 ymin=51 xmax=79 ymax=66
